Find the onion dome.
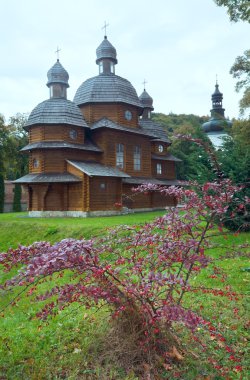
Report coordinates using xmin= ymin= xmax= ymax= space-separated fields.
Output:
xmin=139 ymin=89 xmax=154 ymax=110
xmin=202 ymin=81 xmax=232 ymax=134
xmin=47 ymin=59 xmax=69 ymax=88
xmin=74 ymin=75 xmax=142 ymax=107
xmin=25 ymin=98 xmax=88 ymax=129
xmin=74 ymin=37 xmax=141 ymax=108
xmin=96 ymin=36 xmax=117 ymax=64
xmin=202 ymin=117 xmax=232 ymax=133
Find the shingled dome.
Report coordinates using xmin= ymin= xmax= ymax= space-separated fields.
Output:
xmin=47 ymin=60 xmax=69 ymax=87
xmin=96 ymin=36 xmax=117 ymax=64
xmin=139 ymin=89 xmax=154 ymax=109
xmin=74 ymin=75 xmax=142 ymax=108
xmin=25 ymin=98 xmax=88 ymax=129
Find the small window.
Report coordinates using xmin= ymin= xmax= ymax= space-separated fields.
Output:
xmin=116 ymin=143 xmax=124 ymax=169
xmin=158 ymin=144 xmax=164 ymax=153
xmin=69 ymin=129 xmax=77 ymax=140
xmin=110 ymin=62 xmax=115 ymax=74
xmin=157 ymin=163 xmax=162 ymax=175
xmin=100 ymin=183 xmax=106 ymax=190
xmin=133 ymin=145 xmax=141 ymax=171
xmin=99 ymin=61 xmax=104 ymax=74
xmin=148 ymin=110 xmax=151 ymax=119
xmin=33 ymin=158 xmax=39 ymax=168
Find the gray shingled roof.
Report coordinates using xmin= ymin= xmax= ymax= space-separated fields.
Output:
xmin=14 ymin=173 xmax=81 ymax=184
xmin=47 ymin=60 xmax=69 ymax=87
xmin=92 ymin=117 xmax=157 ymax=138
xmin=123 ymin=177 xmax=183 ymax=186
xmin=25 ymin=98 xmax=88 ymax=129
xmin=96 ymin=37 xmax=117 ymax=64
xmin=74 ymin=74 xmax=142 ymax=108
xmin=67 ymin=160 xmax=130 ymax=178
xmin=21 ymin=140 xmax=102 ymax=152
xmin=151 ymin=153 xmax=182 ymax=162
xmin=139 ymin=89 xmax=154 ymax=109
xmin=139 ymin=119 xmax=170 ymax=143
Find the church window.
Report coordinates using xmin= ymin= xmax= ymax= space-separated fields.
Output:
xmin=33 ymin=158 xmax=39 ymax=168
xmin=69 ymin=129 xmax=77 ymax=140
xmin=99 ymin=61 xmax=104 ymax=74
xmin=158 ymin=144 xmax=164 ymax=153
xmin=133 ymin=145 xmax=141 ymax=171
xmin=100 ymin=183 xmax=106 ymax=190
xmin=156 ymin=163 xmax=162 ymax=175
xmin=148 ymin=110 xmax=151 ymax=118
xmin=110 ymin=62 xmax=115 ymax=73
xmin=116 ymin=143 xmax=124 ymax=169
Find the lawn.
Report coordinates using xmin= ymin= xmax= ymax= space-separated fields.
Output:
xmin=0 ymin=211 xmax=249 ymax=379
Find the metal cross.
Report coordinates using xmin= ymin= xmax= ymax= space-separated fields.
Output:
xmin=143 ymin=79 xmax=148 ymax=90
xmin=102 ymin=21 xmax=109 ymax=36
xmin=55 ymin=46 xmax=61 ymax=60
xmin=216 ymin=73 xmax=218 ymax=84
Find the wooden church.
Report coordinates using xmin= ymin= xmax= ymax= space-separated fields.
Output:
xmin=15 ymin=35 xmax=181 ymax=217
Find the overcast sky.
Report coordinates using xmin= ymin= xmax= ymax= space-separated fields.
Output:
xmin=0 ymin=0 xmax=249 ymax=122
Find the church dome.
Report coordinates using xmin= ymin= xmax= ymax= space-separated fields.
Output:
xmin=96 ymin=36 xmax=117 ymax=64
xmin=47 ymin=60 xmax=69 ymax=87
xmin=139 ymin=89 xmax=154 ymax=109
xmin=74 ymin=74 xmax=142 ymax=108
xmin=202 ymin=117 xmax=232 ymax=133
xmin=25 ymin=98 xmax=88 ymax=129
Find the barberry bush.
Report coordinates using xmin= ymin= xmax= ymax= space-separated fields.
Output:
xmin=1 ymin=178 xmax=249 ymax=378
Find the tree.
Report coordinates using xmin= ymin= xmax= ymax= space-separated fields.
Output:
xmin=0 ymin=113 xmax=28 ymax=180
xmin=12 ymin=183 xmax=22 ymax=212
xmin=152 ymin=113 xmax=214 ymax=182
xmin=230 ymin=50 xmax=250 ymax=116
xmin=213 ymin=0 xmax=250 ymax=22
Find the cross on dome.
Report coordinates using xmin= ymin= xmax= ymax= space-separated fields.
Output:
xmin=102 ymin=21 xmax=109 ymax=38
xmin=55 ymin=46 xmax=61 ymax=61
xmin=142 ymin=79 xmax=148 ymax=91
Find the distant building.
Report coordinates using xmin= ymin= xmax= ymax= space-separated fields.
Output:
xmin=202 ymin=81 xmax=232 ymax=148
xmin=15 ymin=35 xmax=181 ymax=217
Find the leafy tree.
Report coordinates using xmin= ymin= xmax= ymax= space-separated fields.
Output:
xmin=213 ymin=0 xmax=250 ymax=22
xmin=230 ymin=50 xmax=250 ymax=116
xmin=0 ymin=113 xmax=28 ymax=180
xmin=152 ymin=113 xmax=214 ymax=182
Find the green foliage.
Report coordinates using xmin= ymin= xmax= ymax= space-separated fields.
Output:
xmin=152 ymin=113 xmax=214 ymax=182
xmin=230 ymin=50 xmax=250 ymax=116
xmin=0 ymin=113 xmax=28 ymax=180
xmin=12 ymin=184 xmax=22 ymax=212
xmin=214 ymin=0 xmax=250 ymax=22
xmin=222 ymin=187 xmax=250 ymax=231
xmin=218 ymin=119 xmax=250 ymax=183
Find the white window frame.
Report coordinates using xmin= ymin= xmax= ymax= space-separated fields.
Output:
xmin=156 ymin=163 xmax=162 ymax=175
xmin=116 ymin=143 xmax=124 ymax=169
xmin=133 ymin=145 xmax=141 ymax=171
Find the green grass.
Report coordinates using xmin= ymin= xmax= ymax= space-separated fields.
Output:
xmin=0 ymin=211 xmax=165 ymax=251
xmin=0 ymin=212 xmax=249 ymax=379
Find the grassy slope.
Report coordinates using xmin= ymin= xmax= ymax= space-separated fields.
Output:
xmin=0 ymin=212 xmax=249 ymax=379
xmin=0 ymin=211 xmax=165 ymax=251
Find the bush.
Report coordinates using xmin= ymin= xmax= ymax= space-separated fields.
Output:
xmin=1 ymin=179 xmax=249 ymax=377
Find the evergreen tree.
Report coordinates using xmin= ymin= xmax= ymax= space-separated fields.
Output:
xmin=13 ymin=183 xmax=22 ymax=212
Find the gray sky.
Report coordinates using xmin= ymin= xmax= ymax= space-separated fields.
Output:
xmin=0 ymin=0 xmax=249 ymax=122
